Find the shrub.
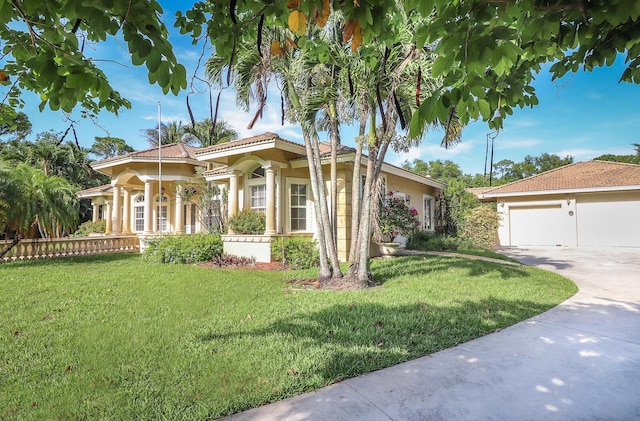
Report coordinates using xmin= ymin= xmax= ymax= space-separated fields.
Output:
xmin=376 ymin=192 xmax=421 ymax=242
xmin=271 ymin=236 xmax=319 ymax=269
xmin=459 ymin=205 xmax=500 ymax=250
xmin=406 ymin=231 xmax=460 ymax=251
xmin=209 ymin=254 xmax=256 ymax=267
xmin=143 ymin=233 xmax=223 ymax=264
xmin=71 ymin=220 xmax=106 ymax=237
xmin=227 ymin=210 xmax=265 ymax=234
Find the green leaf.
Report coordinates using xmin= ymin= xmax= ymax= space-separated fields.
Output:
xmin=477 ymin=98 xmax=491 ymax=120
xmin=432 ymin=54 xmax=453 ymax=78
xmin=146 ymin=49 xmax=161 ymax=73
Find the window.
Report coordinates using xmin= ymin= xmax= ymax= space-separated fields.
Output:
xmin=156 ymin=194 xmax=168 ymax=232
xmin=134 ymin=195 xmax=145 ymax=232
xmin=250 ymin=184 xmax=266 ymax=214
xmin=423 ymin=195 xmax=434 ymax=231
xmin=183 ymin=203 xmax=197 ymax=233
xmin=290 ymin=183 xmax=307 ymax=231
xmin=251 ymin=167 xmax=265 ymax=178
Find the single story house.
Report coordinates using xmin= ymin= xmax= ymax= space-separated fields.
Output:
xmin=78 ymin=132 xmax=446 ymax=261
xmin=479 ymin=160 xmax=640 ymax=247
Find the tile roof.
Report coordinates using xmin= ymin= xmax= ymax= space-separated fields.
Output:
xmin=94 ymin=143 xmax=200 ymax=166
xmin=318 ymin=142 xmax=357 ymax=156
xmin=195 ymin=132 xmax=303 ymax=155
xmin=77 ymin=184 xmax=112 ymax=196
xmin=483 ymin=160 xmax=640 ymax=195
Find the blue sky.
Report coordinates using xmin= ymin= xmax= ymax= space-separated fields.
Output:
xmin=15 ymin=3 xmax=640 ymax=175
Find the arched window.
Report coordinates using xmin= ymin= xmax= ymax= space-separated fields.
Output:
xmin=250 ymin=166 xmax=265 ymax=178
xmin=134 ymin=195 xmax=145 ymax=232
xmin=156 ymin=194 xmax=169 ymax=232
xmin=247 ymin=166 xmax=267 ymax=214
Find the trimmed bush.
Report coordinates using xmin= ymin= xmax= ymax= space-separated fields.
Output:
xmin=143 ymin=233 xmax=223 ymax=264
xmin=71 ymin=220 xmax=106 ymax=237
xmin=406 ymin=231 xmax=460 ymax=251
xmin=271 ymin=236 xmax=319 ymax=269
xmin=459 ymin=205 xmax=500 ymax=250
xmin=227 ymin=210 xmax=265 ymax=234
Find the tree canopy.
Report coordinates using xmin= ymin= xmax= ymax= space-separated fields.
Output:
xmin=0 ymin=0 xmax=186 ymax=124
xmin=178 ymin=0 xmax=640 ymax=135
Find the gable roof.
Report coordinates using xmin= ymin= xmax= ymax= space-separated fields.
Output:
xmin=92 ymin=143 xmax=202 ymax=170
xmin=482 ymin=160 xmax=640 ymax=197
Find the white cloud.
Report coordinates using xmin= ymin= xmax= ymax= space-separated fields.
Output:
xmin=494 ymin=137 xmax=543 ymax=150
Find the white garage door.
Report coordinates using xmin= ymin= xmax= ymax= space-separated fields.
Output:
xmin=509 ymin=205 xmax=568 ymax=246
xmin=576 ymin=192 xmax=640 ymax=247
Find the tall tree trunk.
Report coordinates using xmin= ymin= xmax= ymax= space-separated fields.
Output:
xmin=301 ymin=126 xmax=333 ymax=282
xmin=287 ymin=80 xmax=341 ymax=281
xmin=328 ymin=101 xmax=339 ymax=247
xmin=310 ymin=128 xmax=343 ymax=279
xmin=348 ymin=115 xmax=365 ymax=263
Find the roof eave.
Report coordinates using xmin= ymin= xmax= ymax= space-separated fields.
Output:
xmin=482 ymin=184 xmax=640 ymax=198
xmin=196 ymin=139 xmax=306 ymax=161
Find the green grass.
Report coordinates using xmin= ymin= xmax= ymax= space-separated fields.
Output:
xmin=0 ymin=254 xmax=576 ymax=419
xmin=454 ymin=249 xmax=522 ymax=263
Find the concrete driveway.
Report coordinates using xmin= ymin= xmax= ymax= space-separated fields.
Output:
xmin=227 ymin=247 xmax=640 ymax=420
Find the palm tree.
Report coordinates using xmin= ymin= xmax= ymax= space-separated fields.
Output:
xmin=205 ymin=3 xmax=462 ymax=286
xmin=182 ymin=119 xmax=238 ymax=147
xmin=141 ymin=121 xmax=194 ymax=146
xmin=0 ymin=163 xmax=78 ymax=258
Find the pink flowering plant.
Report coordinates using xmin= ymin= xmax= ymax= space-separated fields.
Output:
xmin=377 ymin=191 xmax=421 ymax=242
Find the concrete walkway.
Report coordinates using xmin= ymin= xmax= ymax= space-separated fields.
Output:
xmin=226 ymin=247 xmax=640 ymax=420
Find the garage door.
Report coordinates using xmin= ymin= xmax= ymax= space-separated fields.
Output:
xmin=509 ymin=205 xmax=568 ymax=246
xmin=576 ymin=192 xmax=640 ymax=247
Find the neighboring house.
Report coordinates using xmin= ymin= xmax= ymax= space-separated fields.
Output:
xmin=479 ymin=160 xmax=640 ymax=247
xmin=78 ymin=132 xmax=446 ymax=261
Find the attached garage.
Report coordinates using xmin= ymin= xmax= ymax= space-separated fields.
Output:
xmin=509 ymin=205 xmax=567 ymax=246
xmin=480 ymin=161 xmax=640 ymax=248
xmin=576 ymin=192 xmax=640 ymax=247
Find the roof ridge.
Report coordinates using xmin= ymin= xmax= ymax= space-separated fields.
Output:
xmin=592 ymin=159 xmax=640 ymax=168
xmin=483 ymin=161 xmax=583 ymax=194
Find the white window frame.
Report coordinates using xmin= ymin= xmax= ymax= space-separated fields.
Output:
xmin=154 ymin=193 xmax=170 ymax=233
xmin=423 ymin=194 xmax=435 ymax=232
xmin=245 ymin=167 xmax=267 ymax=214
xmin=286 ymin=178 xmax=312 ymax=233
xmin=133 ymin=194 xmax=145 ymax=232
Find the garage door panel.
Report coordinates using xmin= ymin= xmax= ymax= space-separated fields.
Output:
xmin=509 ymin=205 xmax=567 ymax=246
xmin=576 ymin=193 xmax=640 ymax=247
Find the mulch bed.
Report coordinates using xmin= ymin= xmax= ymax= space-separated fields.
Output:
xmin=195 ymin=261 xmax=374 ymax=291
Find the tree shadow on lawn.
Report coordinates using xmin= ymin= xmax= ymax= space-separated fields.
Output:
xmin=198 ymin=297 xmax=555 ymax=387
xmin=370 ymin=255 xmax=532 ymax=285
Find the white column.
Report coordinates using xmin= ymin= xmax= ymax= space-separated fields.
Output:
xmin=104 ymin=201 xmax=112 ymax=234
xmin=122 ymin=188 xmax=131 ymax=234
xmin=265 ymin=166 xmax=276 ymax=235
xmin=175 ymin=184 xmax=184 ymax=234
xmin=143 ymin=180 xmax=153 ymax=234
xmin=111 ymin=185 xmax=122 ymax=235
xmin=228 ymin=172 xmax=239 ymax=219
xmin=92 ymin=203 xmax=99 ymax=223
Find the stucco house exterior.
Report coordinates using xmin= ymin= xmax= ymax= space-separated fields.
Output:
xmin=78 ymin=132 xmax=446 ymax=261
xmin=479 ymin=160 xmax=640 ymax=247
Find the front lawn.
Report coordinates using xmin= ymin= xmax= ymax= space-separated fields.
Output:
xmin=0 ymin=254 xmax=576 ymax=419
